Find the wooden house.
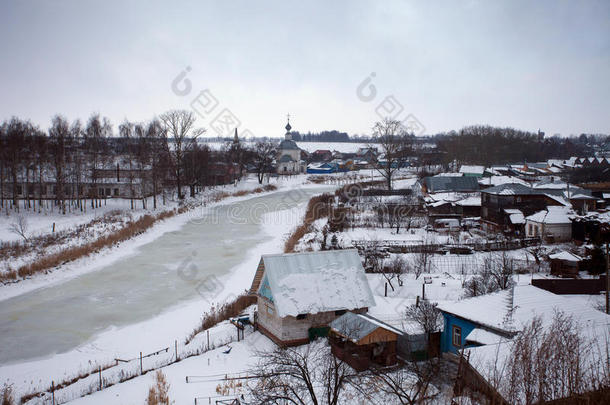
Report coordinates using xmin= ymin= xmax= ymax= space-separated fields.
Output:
xmin=328 ymin=312 xmax=401 ymax=371
xmin=249 ymin=249 xmax=375 ymax=347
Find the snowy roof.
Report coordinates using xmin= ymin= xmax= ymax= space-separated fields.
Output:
xmin=434 ymin=172 xmax=464 ymax=177
xmin=330 ymin=312 xmax=403 ymax=343
xmin=465 ymin=328 xmax=505 ymax=345
xmin=455 ymin=196 xmax=481 ymax=207
xmin=278 ymin=139 xmax=299 ymax=150
xmin=459 ymin=165 xmax=485 ymax=175
xmin=437 ymin=285 xmax=609 ymax=334
xmin=504 ymin=209 xmax=525 ymax=224
xmin=259 ymin=249 xmax=375 ymax=318
xmin=478 ymin=176 xmax=528 ymax=187
xmin=569 ymin=193 xmax=596 ymax=200
xmin=548 ymin=251 xmax=582 ymax=262
xmin=481 ymin=183 xmax=534 ymax=195
xmin=525 ymin=206 xmax=572 ymax=224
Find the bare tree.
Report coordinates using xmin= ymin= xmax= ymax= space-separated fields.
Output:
xmin=405 ymin=300 xmax=442 ymax=335
xmin=49 ymin=115 xmax=71 ymax=214
xmin=159 ymin=110 xmax=205 ymax=199
xmin=247 ymin=342 xmax=352 ymax=405
xmin=354 ymin=357 xmax=441 ymax=405
xmin=146 ymin=119 xmax=168 ymax=209
xmin=253 ymin=141 xmax=276 ymax=184
xmin=84 ymin=114 xmax=112 ymax=208
xmin=480 ymin=312 xmax=610 ymax=405
xmin=371 ymin=118 xmax=411 ymax=191
xmin=9 ymin=215 xmax=29 ymax=242
xmin=410 ymin=238 xmax=435 ymax=280
xmin=4 ymin=117 xmax=32 ymax=211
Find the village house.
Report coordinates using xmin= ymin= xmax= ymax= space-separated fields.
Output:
xmin=309 ymin=149 xmax=333 ymax=162
xmin=437 ymin=284 xmax=609 ymax=355
xmin=249 ymin=249 xmax=375 ymax=347
xmin=440 ymin=285 xmax=610 ymax=404
xmin=524 ymin=206 xmax=573 ymax=242
xmin=480 ymin=183 xmax=570 ymax=233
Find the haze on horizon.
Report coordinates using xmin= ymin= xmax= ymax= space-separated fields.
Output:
xmin=1 ymin=0 xmax=609 ymax=138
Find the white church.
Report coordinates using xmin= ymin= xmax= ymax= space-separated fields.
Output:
xmin=276 ymin=116 xmax=306 ymax=174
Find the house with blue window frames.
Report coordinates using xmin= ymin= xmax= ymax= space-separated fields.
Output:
xmin=248 ymin=249 xmax=375 ymax=347
xmin=437 ymin=284 xmax=610 ymax=355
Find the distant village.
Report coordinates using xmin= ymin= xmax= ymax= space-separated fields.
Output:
xmin=243 ymin=121 xmax=610 ymax=404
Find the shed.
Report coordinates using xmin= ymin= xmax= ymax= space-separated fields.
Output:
xmin=548 ymin=251 xmax=582 ymax=277
xmin=328 ymin=312 xmax=401 ymax=371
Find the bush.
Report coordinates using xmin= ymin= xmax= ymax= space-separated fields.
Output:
xmin=1 ymin=384 xmax=14 ymax=405
xmin=186 ymin=294 xmax=256 ymax=344
xmin=146 ymin=371 xmax=171 ymax=405
xmin=284 ymin=193 xmax=334 ymax=253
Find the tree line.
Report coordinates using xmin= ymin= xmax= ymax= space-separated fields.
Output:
xmin=435 ymin=125 xmax=594 ymax=166
xmin=291 ymin=130 xmax=351 ymax=142
xmin=0 ymin=110 xmax=278 ymax=214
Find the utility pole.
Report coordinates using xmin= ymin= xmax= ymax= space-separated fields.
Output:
xmin=606 ymin=241 xmax=610 ymax=315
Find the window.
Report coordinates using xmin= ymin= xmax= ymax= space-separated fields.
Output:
xmin=105 ymin=188 xmax=111 ymax=196
xmin=267 ymin=305 xmax=274 ymax=315
xmin=334 ymin=310 xmax=346 ymax=316
xmin=99 ymin=188 xmax=104 ymax=196
xmin=296 ymin=314 xmax=307 ymax=320
xmin=452 ymin=325 xmax=462 ymax=348
xmin=516 ymin=197 xmax=522 ymax=203
xmin=16 ymin=185 xmax=23 ymax=195
xmin=114 ymin=188 xmax=119 ymax=196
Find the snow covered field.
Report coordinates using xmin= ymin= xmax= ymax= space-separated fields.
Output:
xmin=204 ymin=140 xmax=371 ymax=154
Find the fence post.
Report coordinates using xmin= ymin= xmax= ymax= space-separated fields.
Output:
xmin=140 ymin=352 xmax=143 ymax=374
xmin=207 ymin=330 xmax=210 ymax=351
xmin=99 ymin=366 xmax=102 ymax=390
xmin=175 ymin=340 xmax=178 ymax=361
xmin=51 ymin=380 xmax=55 ymax=405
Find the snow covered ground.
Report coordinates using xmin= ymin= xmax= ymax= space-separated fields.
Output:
xmin=0 ymin=175 xmax=343 ymax=402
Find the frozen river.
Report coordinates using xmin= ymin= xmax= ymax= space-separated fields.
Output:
xmin=0 ymin=186 xmax=330 ymax=365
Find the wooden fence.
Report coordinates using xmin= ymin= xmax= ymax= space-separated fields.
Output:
xmin=352 ymin=237 xmax=541 ymax=254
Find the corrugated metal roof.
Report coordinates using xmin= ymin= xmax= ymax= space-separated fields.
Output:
xmin=424 ymin=176 xmax=480 ymax=193
xmin=260 ymin=249 xmax=375 ymax=318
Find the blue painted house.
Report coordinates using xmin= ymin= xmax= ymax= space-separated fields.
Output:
xmin=437 ymin=285 xmax=610 ymax=355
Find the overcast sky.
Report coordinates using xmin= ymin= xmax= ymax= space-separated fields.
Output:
xmin=1 ymin=0 xmax=609 ymax=138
